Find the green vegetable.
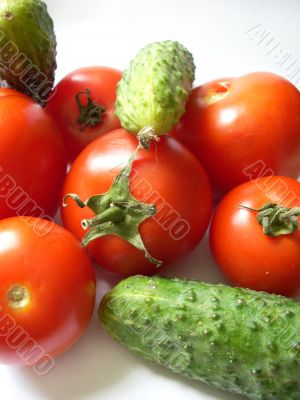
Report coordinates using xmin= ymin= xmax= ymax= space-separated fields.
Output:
xmin=0 ymin=0 xmax=56 ymax=103
xmin=115 ymin=40 xmax=195 ymax=135
xmin=99 ymin=275 xmax=300 ymax=400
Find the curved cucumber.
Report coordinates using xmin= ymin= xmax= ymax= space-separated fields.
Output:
xmin=99 ymin=275 xmax=300 ymax=400
xmin=115 ymin=40 xmax=195 ymax=135
xmin=0 ymin=0 xmax=56 ymax=103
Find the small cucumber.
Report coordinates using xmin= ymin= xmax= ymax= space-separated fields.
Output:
xmin=115 ymin=40 xmax=195 ymax=135
xmin=99 ymin=275 xmax=300 ymax=400
xmin=0 ymin=0 xmax=56 ymax=103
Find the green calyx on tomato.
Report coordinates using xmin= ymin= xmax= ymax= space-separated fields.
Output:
xmin=63 ymin=127 xmax=162 ymax=267
xmin=239 ymin=203 xmax=300 ymax=236
xmin=75 ymin=89 xmax=106 ymax=130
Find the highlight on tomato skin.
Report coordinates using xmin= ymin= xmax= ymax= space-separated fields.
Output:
xmin=0 ymin=94 xmax=67 ymax=220
xmin=61 ymin=128 xmax=212 ymax=277
xmin=46 ymin=66 xmax=122 ymax=162
xmin=210 ymin=176 xmax=300 ymax=297
xmin=172 ymin=72 xmax=300 ymax=198
xmin=0 ymin=87 xmax=28 ymax=98
xmin=0 ymin=217 xmax=96 ymax=366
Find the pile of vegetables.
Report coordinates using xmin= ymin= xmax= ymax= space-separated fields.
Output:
xmin=0 ymin=0 xmax=299 ymax=399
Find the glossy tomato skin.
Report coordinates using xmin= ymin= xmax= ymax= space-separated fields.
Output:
xmin=0 ymin=95 xmax=66 ymax=219
xmin=0 ymin=87 xmax=27 ymax=98
xmin=46 ymin=67 xmax=122 ymax=161
xmin=61 ymin=129 xmax=212 ymax=276
xmin=210 ymin=176 xmax=300 ymax=296
xmin=172 ymin=72 xmax=300 ymax=197
xmin=0 ymin=217 xmax=96 ymax=365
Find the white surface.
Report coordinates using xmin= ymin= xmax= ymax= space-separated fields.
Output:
xmin=2 ymin=0 xmax=300 ymax=399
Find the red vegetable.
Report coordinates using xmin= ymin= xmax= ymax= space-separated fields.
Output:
xmin=0 ymin=93 xmax=66 ymax=219
xmin=46 ymin=66 xmax=122 ymax=161
xmin=0 ymin=87 xmax=27 ymax=98
xmin=61 ymin=128 xmax=212 ymax=276
xmin=210 ymin=176 xmax=300 ymax=296
xmin=172 ymin=72 xmax=300 ymax=197
xmin=0 ymin=217 xmax=96 ymax=366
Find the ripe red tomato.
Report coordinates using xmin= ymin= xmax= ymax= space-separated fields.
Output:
xmin=0 ymin=217 xmax=96 ymax=367
xmin=210 ymin=176 xmax=300 ymax=296
xmin=172 ymin=72 xmax=300 ymax=197
xmin=61 ymin=128 xmax=212 ymax=276
xmin=0 ymin=94 xmax=66 ymax=219
xmin=46 ymin=67 xmax=122 ymax=161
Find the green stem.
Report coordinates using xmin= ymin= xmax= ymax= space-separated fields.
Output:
xmin=75 ymin=89 xmax=106 ymax=130
xmin=239 ymin=203 xmax=300 ymax=236
xmin=81 ymin=206 xmax=125 ymax=230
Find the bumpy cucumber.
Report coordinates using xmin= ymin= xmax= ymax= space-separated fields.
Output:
xmin=0 ymin=0 xmax=56 ymax=102
xmin=99 ymin=275 xmax=300 ymax=400
xmin=115 ymin=40 xmax=195 ymax=135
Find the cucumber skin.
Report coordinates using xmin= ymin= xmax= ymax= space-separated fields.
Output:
xmin=115 ymin=40 xmax=195 ymax=135
xmin=0 ymin=0 xmax=56 ymax=102
xmin=99 ymin=275 xmax=300 ymax=400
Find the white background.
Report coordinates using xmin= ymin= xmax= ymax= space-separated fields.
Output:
xmin=1 ymin=0 xmax=300 ymax=399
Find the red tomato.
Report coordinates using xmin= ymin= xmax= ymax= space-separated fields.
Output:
xmin=172 ymin=72 xmax=300 ymax=197
xmin=0 ymin=217 xmax=96 ymax=367
xmin=61 ymin=128 xmax=212 ymax=276
xmin=210 ymin=176 xmax=300 ymax=296
xmin=0 ymin=95 xmax=66 ymax=219
xmin=46 ymin=67 xmax=122 ymax=161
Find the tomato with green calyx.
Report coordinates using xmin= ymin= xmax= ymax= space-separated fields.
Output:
xmin=62 ymin=128 xmax=212 ymax=276
xmin=210 ymin=176 xmax=300 ymax=296
xmin=0 ymin=217 xmax=96 ymax=366
xmin=172 ymin=72 xmax=300 ymax=197
xmin=46 ymin=67 xmax=122 ymax=161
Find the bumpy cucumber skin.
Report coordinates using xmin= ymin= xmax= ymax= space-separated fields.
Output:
xmin=99 ymin=275 xmax=300 ymax=400
xmin=115 ymin=40 xmax=195 ymax=135
xmin=0 ymin=0 xmax=56 ymax=102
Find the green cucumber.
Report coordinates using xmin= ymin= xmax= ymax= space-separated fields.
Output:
xmin=0 ymin=0 xmax=56 ymax=103
xmin=115 ymin=40 xmax=195 ymax=135
xmin=99 ymin=275 xmax=300 ymax=400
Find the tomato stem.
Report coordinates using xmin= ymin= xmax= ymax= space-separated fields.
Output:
xmin=81 ymin=206 xmax=125 ymax=229
xmin=239 ymin=203 xmax=300 ymax=236
xmin=63 ymin=128 xmax=162 ymax=267
xmin=75 ymin=89 xmax=106 ymax=130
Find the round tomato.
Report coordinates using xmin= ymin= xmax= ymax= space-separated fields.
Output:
xmin=172 ymin=72 xmax=300 ymax=197
xmin=46 ymin=67 xmax=122 ymax=161
xmin=0 ymin=94 xmax=66 ymax=219
xmin=0 ymin=217 xmax=96 ymax=367
xmin=210 ymin=176 xmax=300 ymax=296
xmin=61 ymin=128 xmax=212 ymax=276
